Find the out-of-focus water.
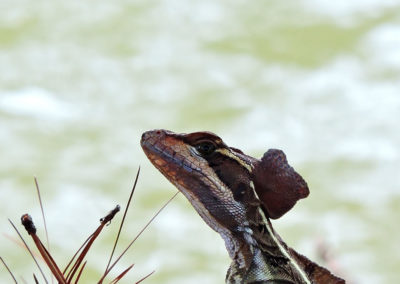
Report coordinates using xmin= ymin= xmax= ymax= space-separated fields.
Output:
xmin=1 ymin=1 xmax=399 ymax=283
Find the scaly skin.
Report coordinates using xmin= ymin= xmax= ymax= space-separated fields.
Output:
xmin=141 ymin=129 xmax=345 ymax=284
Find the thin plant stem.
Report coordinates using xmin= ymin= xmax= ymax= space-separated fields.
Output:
xmin=105 ymin=168 xmax=140 ymax=272
xmin=0 ymin=256 xmax=18 ymax=283
xmin=34 ymin=177 xmax=50 ymax=251
xmin=8 ymin=219 xmax=48 ymax=284
xmin=98 ymin=191 xmax=179 ymax=283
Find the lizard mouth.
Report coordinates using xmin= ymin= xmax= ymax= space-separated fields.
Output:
xmin=141 ymin=129 xmax=200 ymax=174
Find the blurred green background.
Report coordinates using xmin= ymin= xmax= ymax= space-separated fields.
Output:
xmin=1 ymin=0 xmax=399 ymax=283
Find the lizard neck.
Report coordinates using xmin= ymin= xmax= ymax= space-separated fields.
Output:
xmin=223 ymin=208 xmax=311 ymax=284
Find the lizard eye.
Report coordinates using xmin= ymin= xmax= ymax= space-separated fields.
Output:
xmin=195 ymin=141 xmax=216 ymax=156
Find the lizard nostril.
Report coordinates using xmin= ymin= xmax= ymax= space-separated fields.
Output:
xmin=141 ymin=131 xmax=150 ymax=142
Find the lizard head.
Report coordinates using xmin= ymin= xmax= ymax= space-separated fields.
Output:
xmin=141 ymin=129 xmax=259 ymax=237
xmin=141 ymin=129 xmax=309 ymax=233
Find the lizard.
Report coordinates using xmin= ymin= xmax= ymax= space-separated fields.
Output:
xmin=141 ymin=129 xmax=345 ymax=284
